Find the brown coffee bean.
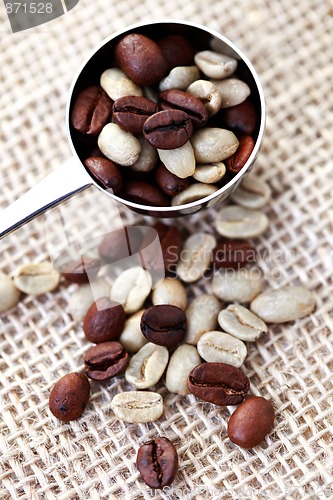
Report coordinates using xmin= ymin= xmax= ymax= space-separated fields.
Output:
xmin=60 ymin=256 xmax=101 ymax=284
xmin=141 ymin=305 xmax=186 ymax=347
xmin=219 ymin=98 xmax=257 ymax=136
xmin=49 ymin=372 xmax=90 ymax=422
xmin=139 ymin=221 xmax=182 ymax=274
xmin=112 ymin=96 xmax=157 ymax=134
xmin=98 ymin=226 xmax=143 ymax=262
xmin=84 ymin=156 xmax=123 ymax=194
xmin=143 ymin=109 xmax=193 ymax=150
xmin=212 ymin=239 xmax=256 ymax=269
xmin=115 ymin=33 xmax=168 ymax=86
xmin=159 ymin=89 xmax=208 ymax=128
xmin=83 ymin=297 xmax=126 ymax=344
xmin=71 ymin=86 xmax=113 ymax=136
xmin=137 ymin=437 xmax=178 ymax=488
xmin=187 ymin=362 xmax=250 ymax=406
xmin=155 ymin=163 xmax=190 ymax=197
xmin=158 ymin=34 xmax=194 ymax=69
xmin=225 ymin=135 xmax=255 ymax=174
xmin=84 ymin=341 xmax=129 ymax=380
xmin=228 ymin=396 xmax=275 ymax=449
xmin=121 ymin=180 xmax=170 ymax=207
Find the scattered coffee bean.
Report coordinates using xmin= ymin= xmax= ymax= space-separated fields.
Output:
xmin=215 ymin=206 xmax=269 ymax=239
xmin=212 ymin=268 xmax=265 ymax=303
xmin=212 ymin=239 xmax=256 ymax=269
xmin=131 ymin=137 xmax=158 ymax=173
xmin=100 ymin=68 xmax=143 ymax=101
xmin=250 ymin=285 xmax=316 ymax=323
xmin=157 ymin=141 xmax=196 ymax=179
xmin=98 ymin=123 xmax=141 ymax=167
xmin=125 ymin=342 xmax=169 ymax=389
xmin=165 ymin=344 xmax=201 ymax=395
xmin=194 ymin=50 xmax=237 ymax=79
xmin=155 ymin=163 xmax=190 ymax=197
xmin=60 ymin=257 xmax=100 ymax=284
xmin=212 ymin=78 xmax=251 ymax=108
xmin=177 ymin=232 xmax=216 ymax=283
xmin=158 ymin=89 xmax=208 ymax=127
xmin=143 ymin=109 xmax=193 ymax=150
xmin=158 ymin=34 xmax=194 ymax=69
xmin=141 ymin=305 xmax=186 ymax=347
xmin=192 ymin=162 xmax=226 ymax=184
xmin=188 ymin=362 xmax=250 ymax=406
xmin=184 ymin=294 xmax=221 ymax=345
xmin=171 ymin=183 xmax=218 ymax=206
xmin=71 ymin=86 xmax=113 ymax=136
xmin=119 ymin=309 xmax=147 ymax=353
xmin=84 ymin=341 xmax=129 ymax=380
xmin=151 ymin=277 xmax=187 ymax=310
xmin=228 ymin=396 xmax=275 ymax=448
xmin=230 ymin=174 xmax=272 ymax=209
xmin=225 ymin=135 xmax=255 ymax=174
xmin=14 ymin=262 xmax=60 ymax=295
xmin=68 ymin=278 xmax=110 ymax=322
xmin=49 ymin=372 xmax=90 ymax=422
xmin=219 ymin=97 xmax=257 ymax=135
xmin=83 ymin=297 xmax=125 ymax=343
xmin=121 ymin=180 xmax=170 ymax=207
xmin=112 ymin=96 xmax=157 ymax=134
xmin=159 ymin=65 xmax=200 ymax=91
xmin=111 ymin=391 xmax=164 ymax=423
xmin=218 ymin=304 xmax=267 ymax=341
xmin=191 ymin=128 xmax=239 ymax=163
xmin=137 ymin=437 xmax=178 ymax=488
xmin=111 ymin=266 xmax=152 ymax=314
xmin=84 ymin=156 xmax=123 ymax=194
xmin=98 ymin=226 xmax=143 ymax=263
xmin=186 ymin=80 xmax=222 ymax=117
xmin=0 ymin=273 xmax=21 ymax=313
xmin=197 ymin=330 xmax=247 ymax=367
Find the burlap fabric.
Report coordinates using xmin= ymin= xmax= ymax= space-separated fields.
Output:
xmin=0 ymin=0 xmax=332 ymax=498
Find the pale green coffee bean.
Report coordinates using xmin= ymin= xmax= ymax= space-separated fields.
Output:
xmin=230 ymin=174 xmax=272 ymax=209
xmin=68 ymin=278 xmax=111 ymax=322
xmin=159 ymin=66 xmax=200 ymax=91
xmin=186 ymin=80 xmax=222 ymax=116
xmin=177 ymin=233 xmax=216 ymax=283
xmin=110 ymin=267 xmax=152 ymax=314
xmin=171 ymin=183 xmax=218 ymax=206
xmin=218 ymin=304 xmax=267 ymax=341
xmin=215 ymin=206 xmax=269 ymax=239
xmin=212 ymin=78 xmax=251 ymax=108
xmin=191 ymin=128 xmax=239 ymax=163
xmin=194 ymin=50 xmax=237 ymax=79
xmin=111 ymin=391 xmax=163 ymax=423
xmin=125 ymin=343 xmax=169 ymax=389
xmin=131 ymin=136 xmax=158 ymax=173
xmin=158 ymin=141 xmax=195 ymax=179
xmin=98 ymin=123 xmax=141 ymax=167
xmin=197 ymin=330 xmax=247 ymax=367
xmin=184 ymin=294 xmax=221 ymax=345
xmin=212 ymin=268 xmax=265 ymax=303
xmin=151 ymin=278 xmax=187 ymax=310
xmin=14 ymin=262 xmax=60 ymax=295
xmin=119 ymin=309 xmax=147 ymax=353
xmin=250 ymin=285 xmax=316 ymax=323
xmin=0 ymin=273 xmax=20 ymax=313
xmin=165 ymin=344 xmax=201 ymax=395
xmin=100 ymin=68 xmax=142 ymax=100
xmin=193 ymin=162 xmax=226 ymax=184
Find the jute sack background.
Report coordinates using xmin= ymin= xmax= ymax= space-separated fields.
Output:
xmin=0 ymin=0 xmax=332 ymax=498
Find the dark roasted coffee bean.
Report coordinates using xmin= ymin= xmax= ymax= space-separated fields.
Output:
xmin=84 ymin=156 xmax=123 ymax=194
xmin=60 ymin=256 xmax=101 ymax=284
xmin=121 ymin=180 xmax=170 ymax=207
xmin=83 ymin=297 xmax=126 ymax=344
xmin=159 ymin=89 xmax=208 ymax=128
xmin=187 ymin=362 xmax=250 ymax=406
xmin=112 ymin=96 xmax=157 ymax=134
xmin=84 ymin=341 xmax=129 ymax=380
xmin=141 ymin=305 xmax=186 ymax=347
xmin=225 ymin=135 xmax=255 ymax=174
xmin=49 ymin=372 xmax=90 ymax=422
xmin=71 ymin=86 xmax=113 ymax=136
xmin=137 ymin=437 xmax=178 ymax=488
xmin=228 ymin=396 xmax=275 ymax=449
xmin=155 ymin=163 xmax=190 ymax=197
xmin=212 ymin=239 xmax=256 ymax=269
xmin=158 ymin=34 xmax=195 ymax=69
xmin=219 ymin=98 xmax=257 ymax=135
xmin=143 ymin=109 xmax=193 ymax=150
xmin=115 ymin=33 xmax=168 ymax=86
xmin=98 ymin=226 xmax=143 ymax=262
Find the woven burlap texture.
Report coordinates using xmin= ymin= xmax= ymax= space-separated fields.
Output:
xmin=0 ymin=0 xmax=333 ymax=498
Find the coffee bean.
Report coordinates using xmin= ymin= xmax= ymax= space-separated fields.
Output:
xmin=84 ymin=341 xmax=129 ymax=380
xmin=171 ymin=183 xmax=218 ymax=207
xmin=143 ymin=109 xmax=193 ymax=150
xmin=151 ymin=277 xmax=187 ymax=310
xmin=71 ymin=86 xmax=113 ymax=136
xmin=158 ymin=34 xmax=194 ymax=69
xmin=212 ymin=239 xmax=256 ymax=269
xmin=125 ymin=342 xmax=169 ymax=389
xmin=111 ymin=391 xmax=164 ymax=423
xmin=111 ymin=266 xmax=152 ymax=314
xmin=228 ymin=396 xmax=275 ymax=448
xmin=68 ymin=278 xmax=110 ymax=322
xmin=194 ymin=50 xmax=237 ymax=79
xmin=119 ymin=309 xmax=148 ymax=353
xmin=98 ymin=226 xmax=143 ymax=263
xmin=225 ymin=135 xmax=255 ymax=174
xmin=60 ymin=257 xmax=101 ymax=284
xmin=192 ymin=162 xmax=226 ymax=184
xmin=186 ymin=80 xmax=222 ymax=117
xmin=137 ymin=437 xmax=178 ymax=488
xmin=157 ymin=141 xmax=196 ymax=179
xmin=84 ymin=156 xmax=123 ymax=194
xmin=184 ymin=294 xmax=220 ymax=345
xmin=83 ymin=297 xmax=126 ymax=343
xmin=197 ymin=330 xmax=247 ymax=367
xmin=230 ymin=173 xmax=271 ymax=208
xmin=218 ymin=304 xmax=267 ymax=342
xmin=188 ymin=362 xmax=250 ymax=406
xmin=139 ymin=221 xmax=182 ymax=274
xmin=100 ymin=68 xmax=143 ymax=101
xmin=14 ymin=262 xmax=60 ymax=295
xmin=131 ymin=137 xmax=158 ymax=173
xmin=98 ymin=123 xmax=141 ymax=167
xmin=212 ymin=78 xmax=251 ymax=108
xmin=121 ymin=180 xmax=170 ymax=207
xmin=165 ymin=344 xmax=201 ymax=395
xmin=112 ymin=96 xmax=157 ymax=134
xmin=218 ymin=98 xmax=257 ymax=135
xmin=159 ymin=89 xmax=208 ymax=127
xmin=159 ymin=65 xmax=200 ymax=92
xmin=0 ymin=272 xmax=20 ymax=313
xmin=177 ymin=232 xmax=216 ymax=283
xmin=191 ymin=127 xmax=239 ymax=163
xmin=115 ymin=33 xmax=168 ymax=86
xmin=49 ymin=372 xmax=90 ymax=422
xmin=215 ymin=206 xmax=269 ymax=238
xmin=212 ymin=268 xmax=265 ymax=304
xmin=155 ymin=163 xmax=190 ymax=197
xmin=141 ymin=305 xmax=186 ymax=347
